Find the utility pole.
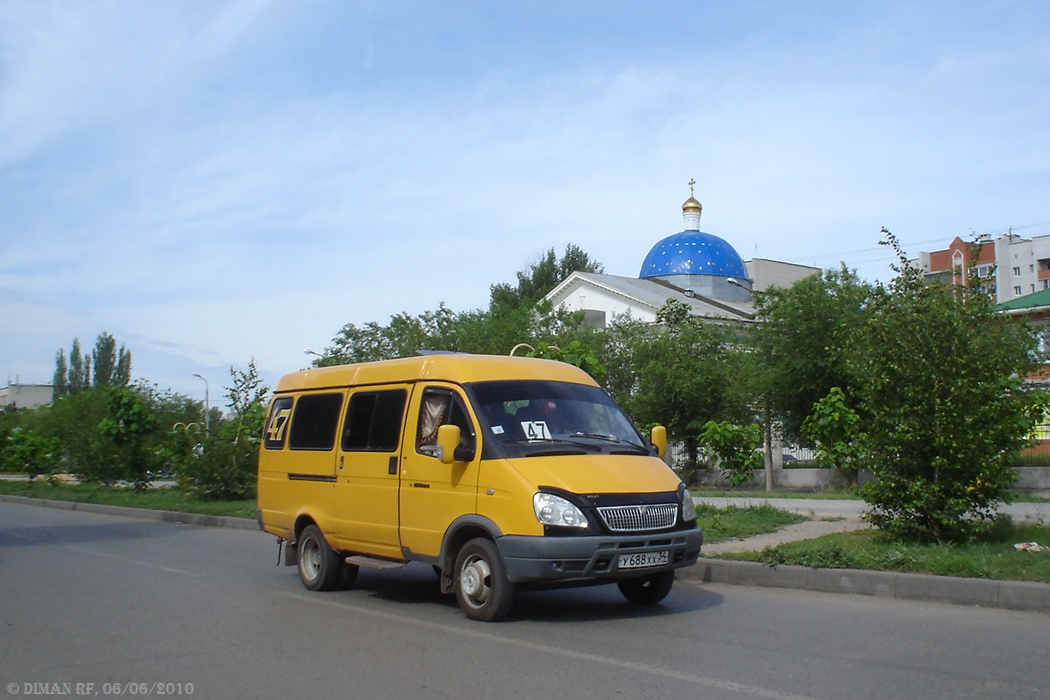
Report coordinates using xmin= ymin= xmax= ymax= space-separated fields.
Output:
xmin=193 ymin=373 xmax=210 ymax=437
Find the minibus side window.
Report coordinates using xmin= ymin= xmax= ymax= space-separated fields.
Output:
xmin=264 ymin=397 xmax=294 ymax=450
xmin=289 ymin=393 xmax=344 ymax=451
xmin=342 ymin=390 xmax=407 ymax=452
xmin=416 ymin=390 xmax=475 ymax=453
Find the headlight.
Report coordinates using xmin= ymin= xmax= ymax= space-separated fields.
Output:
xmin=533 ymin=492 xmax=589 ymax=528
xmin=681 ymin=488 xmax=697 ymax=522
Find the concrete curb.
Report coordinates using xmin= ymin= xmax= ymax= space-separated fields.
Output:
xmin=0 ymin=494 xmax=259 ymax=531
xmin=680 ymin=557 xmax=1050 ymax=613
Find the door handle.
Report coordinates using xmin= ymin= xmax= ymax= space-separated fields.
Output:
xmin=388 ymin=456 xmax=398 ymax=475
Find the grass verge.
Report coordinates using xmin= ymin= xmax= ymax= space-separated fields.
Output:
xmin=696 ymin=503 xmax=807 ymax=544
xmin=0 ymin=479 xmax=256 ymax=519
xmin=713 ymin=526 xmax=1050 ymax=583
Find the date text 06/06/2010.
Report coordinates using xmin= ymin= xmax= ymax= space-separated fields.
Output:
xmin=9 ymin=682 xmax=195 ymax=696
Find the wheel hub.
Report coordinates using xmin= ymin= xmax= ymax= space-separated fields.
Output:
xmin=460 ymin=557 xmax=491 ymax=603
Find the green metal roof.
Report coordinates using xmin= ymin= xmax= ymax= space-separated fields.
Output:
xmin=996 ymin=287 xmax=1050 ymax=311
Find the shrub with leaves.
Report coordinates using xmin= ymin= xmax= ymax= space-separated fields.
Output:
xmin=701 ymin=420 xmax=764 ymax=487
xmin=801 ymin=387 xmax=860 ymax=478
xmin=177 ymin=360 xmax=269 ymax=500
xmin=97 ymin=386 xmax=159 ymax=491
xmin=1 ymin=427 xmax=60 ymax=476
xmin=855 ymin=230 xmax=1046 ymax=542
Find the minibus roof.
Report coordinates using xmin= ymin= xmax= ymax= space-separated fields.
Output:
xmin=274 ymin=354 xmax=599 ymax=394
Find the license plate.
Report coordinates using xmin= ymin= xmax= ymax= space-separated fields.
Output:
xmin=618 ymin=550 xmax=669 ymax=570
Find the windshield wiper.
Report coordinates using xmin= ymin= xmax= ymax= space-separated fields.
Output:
xmin=501 ymin=437 xmax=602 ymax=453
xmin=568 ymin=432 xmax=650 ymax=454
xmin=569 ymin=431 xmax=621 ymax=443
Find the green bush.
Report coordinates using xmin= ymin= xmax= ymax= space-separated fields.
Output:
xmin=0 ymin=428 xmax=61 ymax=475
xmin=701 ymin=420 xmax=764 ymax=486
xmin=801 ymin=387 xmax=859 ymax=479
xmin=855 ymin=232 xmax=1046 ymax=542
xmin=176 ymin=361 xmax=267 ymax=501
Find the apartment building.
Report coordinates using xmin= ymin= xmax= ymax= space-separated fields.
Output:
xmin=916 ymin=232 xmax=1050 ymax=303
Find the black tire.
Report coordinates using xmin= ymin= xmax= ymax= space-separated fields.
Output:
xmin=454 ymin=538 xmax=514 ymax=621
xmin=617 ymin=570 xmax=675 ymax=605
xmin=297 ymin=525 xmax=341 ymax=592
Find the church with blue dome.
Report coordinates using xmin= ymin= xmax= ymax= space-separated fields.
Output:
xmin=544 ymin=182 xmax=818 ymax=327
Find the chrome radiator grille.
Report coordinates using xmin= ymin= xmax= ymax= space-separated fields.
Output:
xmin=597 ymin=503 xmax=677 ymax=532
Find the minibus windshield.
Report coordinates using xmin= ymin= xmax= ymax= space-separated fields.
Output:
xmin=470 ymin=380 xmax=648 ymax=457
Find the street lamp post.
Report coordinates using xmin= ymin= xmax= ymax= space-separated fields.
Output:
xmin=193 ymin=373 xmax=210 ymax=437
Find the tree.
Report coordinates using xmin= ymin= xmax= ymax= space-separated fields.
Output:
xmin=92 ymin=332 xmax=132 ymax=387
xmin=520 ymin=340 xmax=607 ymax=384
xmin=67 ymin=338 xmax=90 ymax=394
xmin=855 ymin=230 xmax=1045 ymax=541
xmin=317 ymin=245 xmax=604 ymax=365
xmin=92 ymin=333 xmax=117 ymax=387
xmin=98 ymin=386 xmax=159 ymax=490
xmin=750 ymin=265 xmax=870 ymax=443
xmin=46 ymin=388 xmax=125 ymax=483
xmin=489 ymin=244 xmax=604 ymax=312
xmin=53 ymin=349 xmax=68 ymax=398
xmin=55 ymin=333 xmax=132 ymax=397
xmin=611 ymin=300 xmax=741 ymax=477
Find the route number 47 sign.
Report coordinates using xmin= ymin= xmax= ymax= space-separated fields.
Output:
xmin=520 ymin=420 xmax=552 ymax=440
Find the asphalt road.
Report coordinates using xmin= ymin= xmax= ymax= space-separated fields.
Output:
xmin=1 ymin=502 xmax=1047 ymax=700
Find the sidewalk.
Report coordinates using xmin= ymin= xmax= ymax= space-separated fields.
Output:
xmin=697 ymin=496 xmax=1050 ymax=524
xmin=701 ymin=516 xmax=870 ymax=555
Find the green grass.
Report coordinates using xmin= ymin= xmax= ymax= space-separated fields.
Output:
xmin=0 ymin=479 xmax=256 ymax=519
xmin=714 ymin=525 xmax=1050 ymax=583
xmin=696 ymin=503 xmax=808 ymax=544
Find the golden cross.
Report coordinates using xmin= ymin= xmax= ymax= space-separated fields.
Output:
xmin=688 ymin=178 xmax=695 ymax=197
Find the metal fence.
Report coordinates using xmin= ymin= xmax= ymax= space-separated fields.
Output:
xmin=664 ymin=441 xmax=815 ymax=469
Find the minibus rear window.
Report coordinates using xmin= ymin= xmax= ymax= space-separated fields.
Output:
xmin=264 ymin=397 xmax=294 ymax=450
xmin=289 ymin=393 xmax=344 ymax=451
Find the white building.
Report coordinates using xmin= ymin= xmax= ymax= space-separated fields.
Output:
xmin=0 ymin=382 xmax=53 ymax=410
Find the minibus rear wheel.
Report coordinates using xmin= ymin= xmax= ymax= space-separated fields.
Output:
xmin=616 ymin=571 xmax=675 ymax=605
xmin=298 ymin=525 xmax=341 ymax=592
xmin=454 ymin=538 xmax=514 ymax=621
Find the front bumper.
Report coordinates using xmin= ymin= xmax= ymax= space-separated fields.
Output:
xmin=497 ymin=527 xmax=703 ymax=583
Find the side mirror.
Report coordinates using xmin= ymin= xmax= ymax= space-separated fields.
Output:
xmin=650 ymin=426 xmax=667 ymax=459
xmin=436 ymin=424 xmax=461 ymax=465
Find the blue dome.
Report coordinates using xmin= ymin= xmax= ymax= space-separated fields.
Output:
xmin=639 ymin=230 xmax=749 ymax=279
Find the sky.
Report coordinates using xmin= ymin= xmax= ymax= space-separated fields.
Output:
xmin=2 ymin=1 xmax=1049 ymax=407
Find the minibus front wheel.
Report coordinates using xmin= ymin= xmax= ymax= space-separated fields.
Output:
xmin=616 ymin=571 xmax=675 ymax=605
xmin=454 ymin=538 xmax=514 ymax=622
